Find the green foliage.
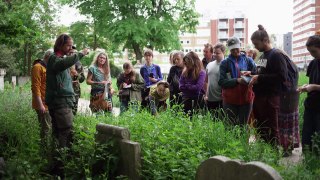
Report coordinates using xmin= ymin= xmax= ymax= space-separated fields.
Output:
xmin=0 ymin=86 xmax=119 ymax=179
xmin=0 ymin=0 xmax=58 ymax=75
xmin=1 ymin=73 xmax=320 ymax=179
xmin=60 ymin=0 xmax=199 ymax=60
xmin=0 ymin=89 xmax=46 ymax=179
xmin=110 ymin=60 xmax=122 ymax=79
xmin=97 ymin=109 xmax=280 ymax=179
xmin=0 ymin=45 xmax=21 ymax=80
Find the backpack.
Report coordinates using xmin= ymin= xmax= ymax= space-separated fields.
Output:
xmin=269 ymin=49 xmax=299 ymax=92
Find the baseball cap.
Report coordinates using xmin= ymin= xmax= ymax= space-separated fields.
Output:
xmin=227 ymin=37 xmax=241 ymax=50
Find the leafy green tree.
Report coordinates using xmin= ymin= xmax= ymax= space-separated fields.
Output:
xmin=0 ymin=0 xmax=57 ymax=75
xmin=0 ymin=45 xmax=20 ymax=81
xmin=60 ymin=0 xmax=199 ymax=61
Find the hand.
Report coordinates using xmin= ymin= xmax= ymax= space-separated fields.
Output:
xmin=248 ymin=75 xmax=258 ymax=86
xmin=39 ymin=104 xmax=46 ymax=114
xmin=241 ymin=71 xmax=251 ymax=76
xmin=204 ymin=96 xmax=208 ymax=101
xmin=297 ymin=84 xmax=313 ymax=93
xmin=122 ymin=82 xmax=127 ymax=88
xmin=82 ymin=48 xmax=90 ymax=55
xmin=149 ymin=77 xmax=157 ymax=83
xmin=110 ymin=88 xmax=115 ymax=95
xmin=102 ymin=80 xmax=111 ymax=85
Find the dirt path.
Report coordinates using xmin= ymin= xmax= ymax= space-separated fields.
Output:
xmin=280 ymin=146 xmax=303 ymax=165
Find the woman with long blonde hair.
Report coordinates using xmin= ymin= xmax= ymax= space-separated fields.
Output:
xmin=87 ymin=52 xmax=114 ymax=113
xmin=179 ymin=51 xmax=206 ymax=117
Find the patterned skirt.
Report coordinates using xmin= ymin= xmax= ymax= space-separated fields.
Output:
xmin=278 ymin=109 xmax=300 ymax=151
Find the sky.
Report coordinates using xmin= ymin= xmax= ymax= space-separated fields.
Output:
xmin=58 ymin=0 xmax=293 ymax=35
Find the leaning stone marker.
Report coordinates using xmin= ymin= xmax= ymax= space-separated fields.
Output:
xmin=0 ymin=68 xmax=6 ymax=91
xmin=196 ymin=155 xmax=282 ymax=180
xmin=95 ymin=123 xmax=141 ymax=180
xmin=0 ymin=76 xmax=4 ymax=91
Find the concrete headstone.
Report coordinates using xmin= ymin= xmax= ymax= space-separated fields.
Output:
xmin=95 ymin=123 xmax=141 ymax=180
xmin=196 ymin=155 xmax=282 ymax=180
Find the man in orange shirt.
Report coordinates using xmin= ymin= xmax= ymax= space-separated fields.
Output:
xmin=31 ymin=49 xmax=52 ymax=151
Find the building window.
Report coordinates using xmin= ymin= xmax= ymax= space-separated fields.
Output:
xmin=180 ymin=41 xmax=183 ymax=44
xmin=187 ymin=40 xmax=190 ymax=44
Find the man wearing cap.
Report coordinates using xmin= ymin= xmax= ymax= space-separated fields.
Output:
xmin=69 ymin=46 xmax=85 ymax=115
xmin=218 ymin=37 xmax=256 ymax=125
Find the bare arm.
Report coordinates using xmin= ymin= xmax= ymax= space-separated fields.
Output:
xmin=297 ymin=84 xmax=320 ymax=93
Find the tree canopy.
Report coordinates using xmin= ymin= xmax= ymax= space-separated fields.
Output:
xmin=60 ymin=0 xmax=199 ymax=61
xmin=0 ymin=0 xmax=57 ymax=75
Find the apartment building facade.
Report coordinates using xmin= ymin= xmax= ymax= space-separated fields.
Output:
xmin=292 ymin=0 xmax=320 ymax=68
xmin=210 ymin=12 xmax=249 ymax=49
xmin=283 ymin=32 xmax=293 ymax=58
xmin=179 ymin=19 xmax=212 ymax=57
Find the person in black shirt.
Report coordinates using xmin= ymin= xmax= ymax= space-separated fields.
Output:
xmin=167 ymin=51 xmax=184 ymax=107
xmin=249 ymin=25 xmax=288 ymax=146
xmin=297 ymin=31 xmax=320 ymax=152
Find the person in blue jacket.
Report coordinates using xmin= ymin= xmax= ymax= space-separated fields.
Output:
xmin=140 ymin=49 xmax=163 ymax=108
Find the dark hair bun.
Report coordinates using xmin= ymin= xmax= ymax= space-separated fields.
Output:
xmin=258 ymin=25 xmax=265 ymax=31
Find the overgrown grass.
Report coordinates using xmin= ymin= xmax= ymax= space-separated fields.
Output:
xmin=0 ymin=73 xmax=319 ymax=179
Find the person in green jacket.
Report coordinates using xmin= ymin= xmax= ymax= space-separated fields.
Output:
xmin=45 ymin=34 xmax=89 ymax=177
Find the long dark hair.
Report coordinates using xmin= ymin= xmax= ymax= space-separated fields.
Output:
xmin=54 ymin=34 xmax=71 ymax=53
xmin=250 ymin=25 xmax=270 ymax=43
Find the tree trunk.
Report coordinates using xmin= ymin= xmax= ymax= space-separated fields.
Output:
xmin=132 ymin=42 xmax=142 ymax=63
xmin=93 ymin=20 xmax=98 ymax=50
xmin=93 ymin=33 xmax=98 ymax=50
xmin=23 ymin=43 xmax=27 ymax=75
xmin=27 ymin=47 xmax=32 ymax=76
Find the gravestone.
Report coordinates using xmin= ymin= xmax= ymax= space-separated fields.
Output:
xmin=0 ymin=76 xmax=4 ymax=91
xmin=196 ymin=155 xmax=282 ymax=180
xmin=95 ymin=123 xmax=141 ymax=180
xmin=17 ymin=76 xmax=30 ymax=86
xmin=11 ymin=76 xmax=16 ymax=89
xmin=0 ymin=68 xmax=6 ymax=91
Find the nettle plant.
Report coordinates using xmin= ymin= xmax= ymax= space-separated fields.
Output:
xmin=97 ymin=107 xmax=280 ymax=179
xmin=1 ymin=77 xmax=320 ymax=179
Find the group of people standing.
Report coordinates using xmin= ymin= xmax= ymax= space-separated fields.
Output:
xmin=30 ymin=24 xmax=320 ymax=176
